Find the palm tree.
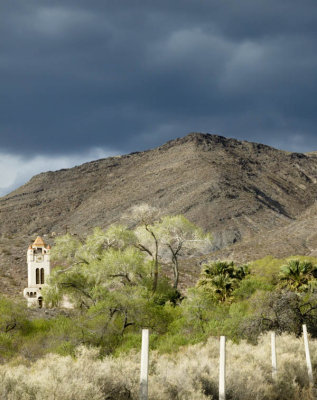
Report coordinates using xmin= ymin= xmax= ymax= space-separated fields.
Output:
xmin=197 ymin=261 xmax=249 ymax=302
xmin=279 ymin=260 xmax=317 ymax=292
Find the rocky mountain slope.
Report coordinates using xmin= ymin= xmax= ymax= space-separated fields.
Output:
xmin=2 ymin=132 xmax=317 ymax=296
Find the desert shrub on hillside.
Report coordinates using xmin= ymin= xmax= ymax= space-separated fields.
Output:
xmin=0 ymin=333 xmax=315 ymax=400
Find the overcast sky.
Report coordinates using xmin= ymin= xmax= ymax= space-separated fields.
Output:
xmin=1 ymin=0 xmax=317 ymax=196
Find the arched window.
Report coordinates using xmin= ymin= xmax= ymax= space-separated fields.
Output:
xmin=40 ymin=268 xmax=45 ymax=284
xmin=36 ymin=268 xmax=39 ymax=284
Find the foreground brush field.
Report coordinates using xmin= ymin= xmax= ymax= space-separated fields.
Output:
xmin=0 ymin=333 xmax=315 ymax=400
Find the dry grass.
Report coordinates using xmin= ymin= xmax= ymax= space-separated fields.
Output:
xmin=0 ymin=333 xmax=316 ymax=399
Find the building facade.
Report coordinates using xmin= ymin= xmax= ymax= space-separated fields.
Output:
xmin=23 ymin=236 xmax=51 ymax=307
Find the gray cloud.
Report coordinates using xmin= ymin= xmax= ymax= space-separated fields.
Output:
xmin=0 ymin=0 xmax=317 ymax=159
xmin=0 ymin=147 xmax=117 ymax=197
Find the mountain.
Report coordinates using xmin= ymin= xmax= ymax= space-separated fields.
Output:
xmin=2 ymin=132 xmax=317 ymax=296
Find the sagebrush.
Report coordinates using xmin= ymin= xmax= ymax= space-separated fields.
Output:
xmin=0 ymin=333 xmax=315 ymax=400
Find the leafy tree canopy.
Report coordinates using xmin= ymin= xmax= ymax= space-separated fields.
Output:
xmin=197 ymin=261 xmax=249 ymax=302
xmin=279 ymin=259 xmax=317 ymax=292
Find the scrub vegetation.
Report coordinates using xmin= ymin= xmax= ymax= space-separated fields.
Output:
xmin=0 ymin=334 xmax=316 ymax=400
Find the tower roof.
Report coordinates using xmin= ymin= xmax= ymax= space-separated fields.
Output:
xmin=32 ymin=236 xmax=46 ymax=247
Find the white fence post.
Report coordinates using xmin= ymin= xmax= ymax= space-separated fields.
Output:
xmin=271 ymin=332 xmax=277 ymax=380
xmin=140 ymin=329 xmax=149 ymax=400
xmin=219 ymin=336 xmax=226 ymax=400
xmin=303 ymin=324 xmax=314 ymax=386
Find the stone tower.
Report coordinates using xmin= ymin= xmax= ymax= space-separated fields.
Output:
xmin=23 ymin=236 xmax=51 ymax=307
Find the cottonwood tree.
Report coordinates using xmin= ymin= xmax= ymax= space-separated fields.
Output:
xmin=84 ymin=225 xmax=137 ymax=254
xmin=128 ymin=204 xmax=212 ymax=291
xmin=154 ymin=215 xmax=212 ymax=289
xmin=128 ymin=204 xmax=162 ymax=292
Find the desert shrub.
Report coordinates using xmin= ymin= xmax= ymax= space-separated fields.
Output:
xmin=0 ymin=333 xmax=315 ymax=400
xmin=232 ymin=275 xmax=273 ymax=300
xmin=0 ymin=297 xmax=30 ymax=362
xmin=239 ymin=290 xmax=317 ymax=342
xmin=0 ymin=346 xmax=140 ymax=400
xmin=0 ymin=297 xmax=28 ymax=334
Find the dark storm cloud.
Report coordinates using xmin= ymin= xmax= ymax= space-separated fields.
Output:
xmin=1 ymin=0 xmax=317 ymax=156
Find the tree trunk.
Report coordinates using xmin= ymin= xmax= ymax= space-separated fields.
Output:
xmin=152 ymin=248 xmax=159 ymax=292
xmin=172 ymin=259 xmax=179 ymax=289
xmin=168 ymin=244 xmax=181 ymax=290
xmin=145 ymin=225 xmax=159 ymax=293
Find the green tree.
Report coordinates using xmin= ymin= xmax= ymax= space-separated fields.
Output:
xmin=45 ymin=226 xmax=176 ymax=351
xmin=128 ymin=205 xmax=212 ymax=291
xmin=181 ymin=287 xmax=216 ymax=333
xmin=279 ymin=259 xmax=317 ymax=292
xmin=197 ymin=261 xmax=249 ymax=302
xmin=154 ymin=215 xmax=212 ymax=289
xmin=129 ymin=204 xmax=161 ymax=292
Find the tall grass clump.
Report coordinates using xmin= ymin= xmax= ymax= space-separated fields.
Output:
xmin=0 ymin=332 xmax=315 ymax=400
